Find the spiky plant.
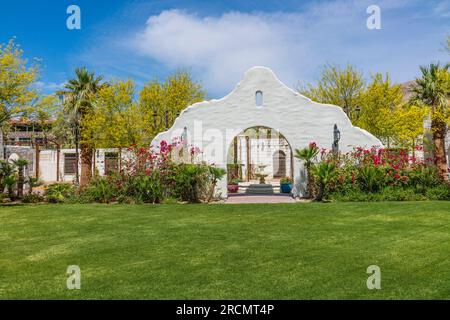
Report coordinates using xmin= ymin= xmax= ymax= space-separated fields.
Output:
xmin=294 ymin=142 xmax=320 ymax=198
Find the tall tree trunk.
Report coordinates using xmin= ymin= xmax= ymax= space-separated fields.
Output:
xmin=432 ymin=118 xmax=448 ymax=181
xmin=306 ymin=164 xmax=315 ymax=199
xmin=80 ymin=143 xmax=93 ymax=188
xmin=17 ymin=167 xmax=24 ymax=198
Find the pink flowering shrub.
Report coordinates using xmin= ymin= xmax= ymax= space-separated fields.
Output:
xmin=81 ymin=138 xmax=224 ymax=203
xmin=309 ymin=143 xmax=449 ymax=201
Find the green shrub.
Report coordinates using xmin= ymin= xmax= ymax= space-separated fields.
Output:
xmin=425 ymin=184 xmax=450 ymax=200
xmin=22 ymin=193 xmax=44 ymax=203
xmin=81 ymin=177 xmax=117 ymax=203
xmin=358 ymin=165 xmax=384 ymax=192
xmin=408 ymin=166 xmax=441 ymax=192
xmin=331 ymin=187 xmax=427 ymax=202
xmin=45 ymin=183 xmax=76 ymax=203
xmin=117 ymin=195 xmax=143 ymax=204
xmin=123 ymin=171 xmax=163 ymax=204
xmin=172 ymin=164 xmax=210 ymax=203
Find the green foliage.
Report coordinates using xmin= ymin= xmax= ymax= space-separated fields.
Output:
xmin=123 ymin=172 xmax=163 ymax=204
xmin=358 ymin=165 xmax=384 ymax=192
xmin=410 ymin=63 xmax=449 ymax=180
xmin=44 ymin=183 xmax=76 ymax=203
xmin=139 ymin=70 xmax=206 ymax=141
xmin=0 ymin=38 xmax=38 ymax=126
xmin=295 ymin=143 xmax=319 ymax=198
xmin=172 ymin=164 xmax=210 ymax=203
xmin=280 ymin=176 xmax=293 ymax=184
xmin=80 ymin=176 xmax=117 ymax=203
xmin=355 ymin=73 xmax=404 ymax=145
xmin=299 ymin=63 xmax=365 ymax=120
xmin=331 ymin=187 xmax=427 ymax=202
xmin=311 ymin=162 xmax=336 ymax=201
xmin=26 ymin=177 xmax=42 ymax=194
xmin=425 ymin=184 xmax=450 ymax=200
xmin=0 ymin=160 xmax=15 ymax=193
xmin=3 ymin=175 xmax=16 ymax=199
xmin=22 ymin=193 xmax=44 ymax=203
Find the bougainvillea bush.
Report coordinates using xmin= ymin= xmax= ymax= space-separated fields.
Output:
xmin=306 ymin=143 xmax=450 ymax=201
xmin=80 ymin=138 xmax=225 ymax=204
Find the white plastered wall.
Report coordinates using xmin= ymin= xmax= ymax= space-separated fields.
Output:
xmin=152 ymin=66 xmax=382 ymax=198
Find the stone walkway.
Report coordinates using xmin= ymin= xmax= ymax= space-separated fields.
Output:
xmin=226 ymin=194 xmax=296 ymax=204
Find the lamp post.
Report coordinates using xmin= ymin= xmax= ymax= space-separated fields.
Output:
xmin=332 ymin=124 xmax=341 ymax=154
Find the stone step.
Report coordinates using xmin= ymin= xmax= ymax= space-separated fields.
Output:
xmin=245 ymin=189 xmax=274 ymax=194
xmin=238 ymin=184 xmax=280 ymax=194
xmin=243 ymin=184 xmax=275 ymax=195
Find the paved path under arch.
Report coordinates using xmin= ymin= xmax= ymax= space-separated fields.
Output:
xmin=226 ymin=194 xmax=296 ymax=204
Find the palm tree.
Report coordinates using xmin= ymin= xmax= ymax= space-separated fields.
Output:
xmin=58 ymin=67 xmax=107 ymax=187
xmin=294 ymin=142 xmax=319 ymax=198
xmin=312 ymin=162 xmax=336 ymax=201
xmin=26 ymin=177 xmax=41 ymax=195
xmin=12 ymin=159 xmax=28 ymax=198
xmin=411 ymin=63 xmax=449 ymax=181
xmin=0 ymin=160 xmax=16 ymax=194
xmin=4 ymin=175 xmax=16 ymax=200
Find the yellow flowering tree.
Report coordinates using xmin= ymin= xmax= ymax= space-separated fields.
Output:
xmin=356 ymin=73 xmax=404 ymax=147
xmin=0 ymin=38 xmax=38 ymax=127
xmin=139 ymin=70 xmax=205 ymax=140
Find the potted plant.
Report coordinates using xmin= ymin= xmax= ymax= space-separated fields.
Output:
xmin=227 ymin=178 xmax=240 ymax=193
xmin=280 ymin=176 xmax=293 ymax=193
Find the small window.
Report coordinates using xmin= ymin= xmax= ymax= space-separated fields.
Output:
xmin=104 ymin=152 xmax=119 ymax=175
xmin=64 ymin=153 xmax=77 ymax=175
xmin=255 ymin=91 xmax=263 ymax=107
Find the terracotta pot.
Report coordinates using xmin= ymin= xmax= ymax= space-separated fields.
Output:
xmin=227 ymin=184 xmax=239 ymax=193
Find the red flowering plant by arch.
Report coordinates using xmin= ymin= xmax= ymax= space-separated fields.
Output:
xmin=310 ymin=143 xmax=446 ymax=201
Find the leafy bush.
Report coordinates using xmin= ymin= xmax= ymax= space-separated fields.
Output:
xmin=123 ymin=171 xmax=163 ymax=204
xmin=310 ymin=144 xmax=449 ymax=202
xmin=358 ymin=165 xmax=383 ymax=192
xmin=22 ymin=193 xmax=44 ymax=203
xmin=330 ymin=187 xmax=427 ymax=202
xmin=425 ymin=184 xmax=450 ymax=200
xmin=80 ymin=176 xmax=117 ymax=203
xmin=172 ymin=164 xmax=210 ymax=203
xmin=45 ymin=183 xmax=76 ymax=203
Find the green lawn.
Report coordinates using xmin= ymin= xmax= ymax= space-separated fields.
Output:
xmin=1 ymin=202 xmax=450 ymax=299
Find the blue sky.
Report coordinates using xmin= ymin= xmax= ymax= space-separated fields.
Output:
xmin=1 ymin=0 xmax=449 ymax=97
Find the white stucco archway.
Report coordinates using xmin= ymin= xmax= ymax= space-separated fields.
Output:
xmin=152 ymin=66 xmax=382 ymax=198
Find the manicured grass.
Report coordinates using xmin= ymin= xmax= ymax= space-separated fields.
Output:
xmin=1 ymin=202 xmax=450 ymax=299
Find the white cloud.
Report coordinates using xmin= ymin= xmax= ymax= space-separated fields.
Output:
xmin=132 ymin=10 xmax=313 ymax=93
xmin=120 ymin=0 xmax=447 ymax=95
xmin=34 ymin=81 xmax=66 ymax=92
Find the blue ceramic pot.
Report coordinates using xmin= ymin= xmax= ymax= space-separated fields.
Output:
xmin=280 ymin=183 xmax=292 ymax=193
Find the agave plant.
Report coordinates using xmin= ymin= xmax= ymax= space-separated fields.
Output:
xmin=13 ymin=159 xmax=29 ymax=198
xmin=295 ymin=142 xmax=320 ymax=198
xmin=312 ymin=162 xmax=336 ymax=201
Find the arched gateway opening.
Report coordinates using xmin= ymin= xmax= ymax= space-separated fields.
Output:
xmin=227 ymin=126 xmax=293 ymax=194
